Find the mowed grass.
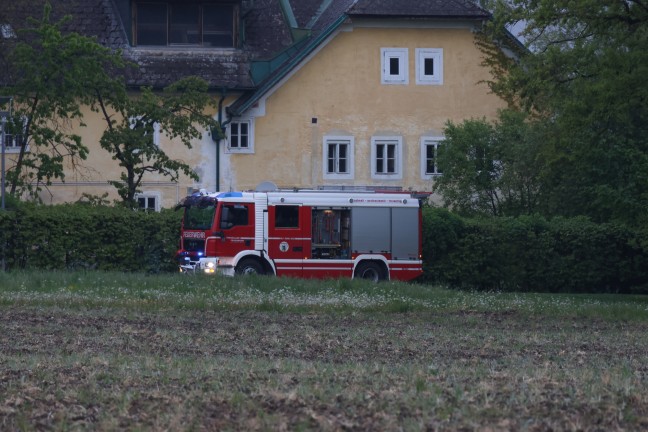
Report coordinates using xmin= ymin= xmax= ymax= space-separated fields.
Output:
xmin=1 ymin=271 xmax=647 ymax=431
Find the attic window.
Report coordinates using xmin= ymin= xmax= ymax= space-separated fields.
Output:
xmin=133 ymin=2 xmax=237 ymax=47
xmin=416 ymin=48 xmax=443 ymax=85
xmin=381 ymin=48 xmax=408 ymax=85
xmin=1 ymin=24 xmax=16 ymax=39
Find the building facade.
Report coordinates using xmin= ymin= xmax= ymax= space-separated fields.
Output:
xmin=0 ymin=0 xmax=507 ymax=209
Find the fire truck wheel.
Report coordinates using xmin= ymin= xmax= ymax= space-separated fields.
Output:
xmin=355 ymin=261 xmax=385 ymax=282
xmin=235 ymin=258 xmax=264 ymax=276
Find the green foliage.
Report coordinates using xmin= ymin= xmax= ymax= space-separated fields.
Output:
xmin=2 ymin=4 xmax=219 ymax=208
xmin=2 ymin=3 xmax=124 ymax=199
xmin=477 ymin=0 xmax=648 ymax=226
xmin=0 ymin=204 xmax=182 ymax=273
xmin=422 ymin=207 xmax=648 ymax=293
xmin=3 ymin=204 xmax=647 ymax=294
xmin=94 ymin=76 xmax=219 ymax=207
xmin=434 ymin=110 xmax=544 ymax=217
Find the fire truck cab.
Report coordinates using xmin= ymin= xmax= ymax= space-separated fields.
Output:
xmin=175 ymin=190 xmax=423 ymax=281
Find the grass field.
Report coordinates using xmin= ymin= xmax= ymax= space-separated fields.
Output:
xmin=1 ymin=271 xmax=647 ymax=431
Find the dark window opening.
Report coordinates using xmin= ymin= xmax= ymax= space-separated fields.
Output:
xmin=327 ymin=143 xmax=336 ymax=173
xmin=424 ymin=58 xmax=435 ymax=76
xmin=134 ymin=2 xmax=236 ymax=47
xmin=426 ymin=143 xmax=442 ymax=175
xmin=338 ymin=144 xmax=347 ymax=173
xmin=230 ymin=121 xmax=249 ymax=148
xmin=275 ymin=206 xmax=299 ymax=228
xmin=138 ymin=196 xmax=157 ymax=211
xmin=389 ymin=57 xmax=400 ymax=75
xmin=327 ymin=141 xmax=349 ymax=174
xmin=220 ymin=204 xmax=249 ymax=229
xmin=376 ymin=143 xmax=397 ymax=174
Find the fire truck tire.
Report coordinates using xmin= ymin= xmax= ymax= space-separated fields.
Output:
xmin=235 ymin=258 xmax=264 ymax=276
xmin=354 ymin=261 xmax=385 ymax=282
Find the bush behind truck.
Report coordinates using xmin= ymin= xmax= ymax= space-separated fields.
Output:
xmin=1 ymin=203 xmax=647 ymax=293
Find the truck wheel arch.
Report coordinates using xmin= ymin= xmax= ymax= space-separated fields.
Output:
xmin=354 ymin=259 xmax=388 ymax=282
xmin=233 ymin=251 xmax=275 ymax=276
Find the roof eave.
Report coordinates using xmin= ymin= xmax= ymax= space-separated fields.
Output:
xmin=347 ymin=13 xmax=491 ymax=20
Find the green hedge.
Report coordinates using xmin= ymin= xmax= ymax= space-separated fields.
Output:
xmin=422 ymin=207 xmax=648 ymax=293
xmin=0 ymin=205 xmax=182 ymax=273
xmin=2 ymin=204 xmax=647 ymax=293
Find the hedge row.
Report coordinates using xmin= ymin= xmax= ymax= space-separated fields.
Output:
xmin=1 ymin=205 xmax=647 ymax=293
xmin=0 ymin=205 xmax=182 ymax=273
xmin=422 ymin=208 xmax=648 ymax=293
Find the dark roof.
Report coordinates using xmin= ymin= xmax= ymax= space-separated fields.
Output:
xmin=1 ymin=0 xmax=490 ymax=95
xmin=0 ymin=0 xmax=292 ymax=90
xmin=347 ymin=0 xmax=490 ymax=18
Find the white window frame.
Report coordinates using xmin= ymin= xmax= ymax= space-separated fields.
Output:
xmin=381 ymin=48 xmax=408 ymax=85
xmin=323 ymin=135 xmax=354 ymax=180
xmin=371 ymin=136 xmax=403 ymax=180
xmin=135 ymin=192 xmax=161 ymax=212
xmin=420 ymin=136 xmax=444 ymax=179
xmin=226 ymin=117 xmax=254 ymax=154
xmin=129 ymin=117 xmax=160 ymax=147
xmin=416 ymin=48 xmax=443 ymax=85
xmin=0 ymin=116 xmax=27 ymax=154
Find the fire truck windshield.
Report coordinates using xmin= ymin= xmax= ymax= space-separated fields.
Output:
xmin=179 ymin=196 xmax=218 ymax=230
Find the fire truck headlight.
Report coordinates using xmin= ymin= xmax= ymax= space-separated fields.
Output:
xmin=206 ymin=261 xmax=215 ymax=269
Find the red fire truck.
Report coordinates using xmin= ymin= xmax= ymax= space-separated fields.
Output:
xmin=175 ymin=189 xmax=423 ymax=281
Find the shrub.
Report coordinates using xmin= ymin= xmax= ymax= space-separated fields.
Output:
xmin=2 ymin=204 xmax=647 ymax=293
xmin=0 ymin=204 xmax=181 ymax=272
xmin=422 ymin=208 xmax=648 ymax=293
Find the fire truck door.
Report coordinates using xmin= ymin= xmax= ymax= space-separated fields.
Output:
xmin=212 ymin=203 xmax=255 ymax=258
xmin=268 ymin=205 xmax=310 ymax=277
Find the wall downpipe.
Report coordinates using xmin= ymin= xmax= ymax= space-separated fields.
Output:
xmin=216 ymin=88 xmax=226 ymax=192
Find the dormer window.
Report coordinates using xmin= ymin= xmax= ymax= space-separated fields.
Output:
xmin=133 ymin=2 xmax=238 ymax=47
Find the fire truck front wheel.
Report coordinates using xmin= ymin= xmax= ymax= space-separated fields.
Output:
xmin=235 ymin=258 xmax=265 ymax=276
xmin=354 ymin=261 xmax=386 ymax=282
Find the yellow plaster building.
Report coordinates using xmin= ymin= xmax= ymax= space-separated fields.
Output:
xmin=1 ymin=0 xmax=509 ymax=209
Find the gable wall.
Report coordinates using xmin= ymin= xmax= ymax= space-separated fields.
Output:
xmin=225 ymin=24 xmax=505 ymax=193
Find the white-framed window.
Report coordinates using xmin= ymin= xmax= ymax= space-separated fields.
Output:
xmin=371 ymin=136 xmax=403 ymax=180
xmin=129 ymin=117 xmax=161 ymax=147
xmin=323 ymin=135 xmax=354 ymax=180
xmin=0 ymin=117 xmax=26 ymax=153
xmin=381 ymin=48 xmax=408 ymax=85
xmin=420 ymin=137 xmax=444 ymax=179
xmin=135 ymin=192 xmax=161 ymax=212
xmin=416 ymin=48 xmax=443 ymax=85
xmin=227 ymin=118 xmax=254 ymax=153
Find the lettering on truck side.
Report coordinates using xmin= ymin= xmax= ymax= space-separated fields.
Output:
xmin=183 ymin=231 xmax=206 ymax=239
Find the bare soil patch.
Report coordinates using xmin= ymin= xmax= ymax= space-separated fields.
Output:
xmin=1 ymin=307 xmax=647 ymax=430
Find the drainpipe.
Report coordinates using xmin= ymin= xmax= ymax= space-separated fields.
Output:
xmin=216 ymin=88 xmax=235 ymax=192
xmin=216 ymin=89 xmax=225 ymax=192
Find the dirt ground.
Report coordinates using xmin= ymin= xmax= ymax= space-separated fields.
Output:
xmin=1 ymin=307 xmax=647 ymax=430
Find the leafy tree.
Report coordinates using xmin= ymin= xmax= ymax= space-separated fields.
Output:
xmin=434 ymin=109 xmax=545 ymax=217
xmin=2 ymin=3 xmax=219 ymax=208
xmin=477 ymin=0 xmax=648 ymax=226
xmin=1 ymin=3 xmax=122 ymax=200
xmin=93 ymin=77 xmax=218 ymax=207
